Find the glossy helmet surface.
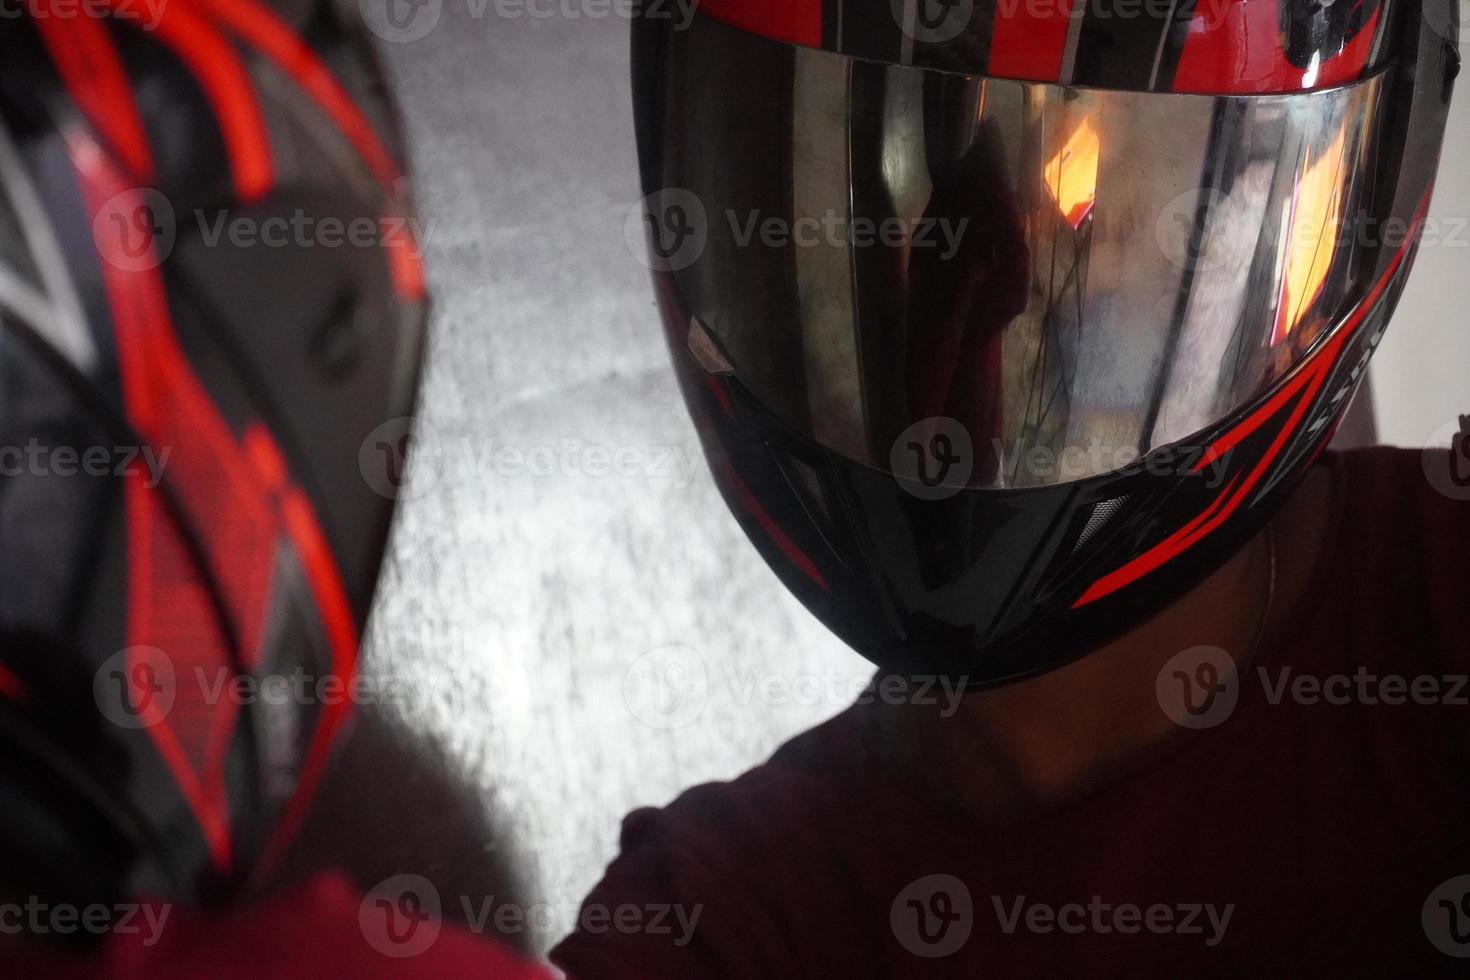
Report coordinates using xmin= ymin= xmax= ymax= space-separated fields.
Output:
xmin=0 ymin=0 xmax=425 ymax=912
xmin=632 ymin=0 xmax=1459 ymax=684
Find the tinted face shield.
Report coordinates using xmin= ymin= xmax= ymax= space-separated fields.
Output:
xmin=641 ymin=12 xmax=1393 ymax=490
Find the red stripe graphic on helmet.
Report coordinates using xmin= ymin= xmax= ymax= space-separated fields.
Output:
xmin=989 ymin=0 xmax=1081 ymax=82
xmin=48 ymin=0 xmax=424 ymax=301
xmin=697 ymin=0 xmax=822 ymax=47
xmin=703 ymin=374 xmax=734 ymax=416
xmin=39 ymin=15 xmax=253 ymax=868
xmin=111 ymin=0 xmax=275 ymax=201
xmin=1074 ymin=195 xmax=1427 ymax=608
xmin=33 ymin=12 xmax=157 ymax=182
xmin=76 ymin=139 xmax=252 ymax=869
xmin=77 ymin=135 xmax=363 ymax=875
xmin=0 ymin=662 xmax=29 ymax=704
xmin=722 ymin=462 xmax=831 ymax=591
xmin=1172 ymin=1 xmax=1382 ymax=94
xmin=197 ymin=0 xmax=402 ymax=188
xmin=50 ymin=8 xmax=372 ymax=874
xmin=243 ymin=425 xmax=362 ymax=876
xmin=196 ymin=0 xmax=429 ymax=298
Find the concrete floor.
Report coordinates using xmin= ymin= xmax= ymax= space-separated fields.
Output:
xmin=285 ymin=5 xmax=1469 ymax=961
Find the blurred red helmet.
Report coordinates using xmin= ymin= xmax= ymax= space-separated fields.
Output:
xmin=0 ymin=0 xmax=425 ymax=915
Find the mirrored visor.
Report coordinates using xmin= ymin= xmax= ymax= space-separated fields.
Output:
xmin=639 ymin=14 xmax=1393 ymax=488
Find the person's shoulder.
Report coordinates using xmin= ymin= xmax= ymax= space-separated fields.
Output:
xmin=1333 ymin=444 xmax=1470 ymax=553
xmin=552 ymin=707 xmax=882 ymax=978
xmin=1332 ymin=444 xmax=1470 ymax=664
xmin=617 ymin=704 xmax=874 ymax=864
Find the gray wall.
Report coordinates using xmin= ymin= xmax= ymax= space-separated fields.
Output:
xmin=291 ymin=6 xmax=864 ymax=960
xmin=1373 ymin=82 xmax=1470 ymax=447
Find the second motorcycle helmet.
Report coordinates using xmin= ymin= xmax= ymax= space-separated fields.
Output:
xmin=0 ymin=0 xmax=425 ymax=915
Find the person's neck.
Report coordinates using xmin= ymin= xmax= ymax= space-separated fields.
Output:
xmin=893 ymin=461 xmax=1336 ymax=823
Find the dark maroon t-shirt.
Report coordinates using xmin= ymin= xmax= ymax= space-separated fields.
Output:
xmin=8 ymin=874 xmax=549 ymax=978
xmin=553 ymin=448 xmax=1470 ymax=978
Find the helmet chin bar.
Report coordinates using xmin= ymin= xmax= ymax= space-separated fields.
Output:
xmin=664 ymin=230 xmax=1420 ymax=687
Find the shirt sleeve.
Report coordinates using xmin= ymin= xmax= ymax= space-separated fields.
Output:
xmin=1411 ymin=444 xmax=1470 ymax=724
xmin=551 ymin=797 xmax=795 ymax=980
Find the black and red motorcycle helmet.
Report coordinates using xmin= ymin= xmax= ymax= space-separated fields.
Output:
xmin=0 ymin=0 xmax=424 ymax=914
xmin=632 ymin=0 xmax=1459 ymax=684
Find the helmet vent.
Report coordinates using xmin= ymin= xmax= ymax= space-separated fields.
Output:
xmin=1072 ymin=495 xmax=1129 ymax=554
xmin=768 ymin=448 xmax=849 ymax=569
xmin=688 ymin=316 xmax=734 ymax=376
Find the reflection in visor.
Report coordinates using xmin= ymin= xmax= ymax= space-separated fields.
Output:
xmin=1044 ymin=115 xmax=1100 ymax=231
xmin=1273 ymin=127 xmax=1351 ymax=345
xmin=645 ymin=15 xmax=1389 ymax=489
